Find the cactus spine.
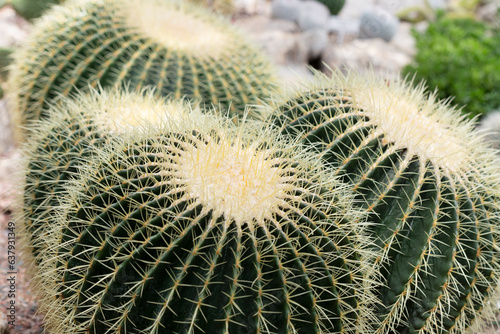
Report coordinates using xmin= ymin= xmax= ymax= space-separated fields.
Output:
xmin=33 ymin=108 xmax=379 ymax=333
xmin=19 ymin=88 xmax=199 ymax=265
xmin=9 ymin=0 xmax=276 ymax=139
xmin=267 ymin=70 xmax=500 ymax=333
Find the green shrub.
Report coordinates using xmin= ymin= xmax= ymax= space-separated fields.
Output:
xmin=403 ymin=16 xmax=500 ymax=119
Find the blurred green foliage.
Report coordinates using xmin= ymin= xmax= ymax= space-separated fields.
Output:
xmin=403 ymin=15 xmax=500 ymax=119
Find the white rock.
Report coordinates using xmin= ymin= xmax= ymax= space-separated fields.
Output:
xmin=327 ymin=16 xmax=360 ymax=43
xmin=477 ymin=111 xmax=500 ymax=151
xmin=234 ymin=0 xmax=270 ymax=15
xmin=0 ymin=5 xmax=31 ymax=48
xmin=234 ymin=15 xmax=307 ymax=65
xmin=390 ymin=22 xmax=416 ymax=56
xmin=321 ymin=38 xmax=412 ymax=78
xmin=297 ymin=0 xmax=330 ymax=31
xmin=301 ymin=28 xmax=329 ymax=59
xmin=359 ymin=6 xmax=399 ymax=42
xmin=271 ymin=0 xmax=302 ymax=22
xmin=249 ymin=29 xmax=308 ymax=65
xmin=235 ymin=15 xmax=299 ymax=34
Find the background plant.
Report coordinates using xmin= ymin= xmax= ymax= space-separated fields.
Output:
xmin=403 ymin=15 xmax=500 ymax=119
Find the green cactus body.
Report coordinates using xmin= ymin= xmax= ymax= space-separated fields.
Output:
xmin=9 ymin=0 xmax=276 ymax=139
xmin=0 ymin=47 xmax=13 ymax=80
xmin=10 ymin=0 xmax=62 ymax=20
xmin=20 ymin=89 xmax=196 ymax=265
xmin=318 ymin=0 xmax=345 ymax=15
xmin=34 ymin=112 xmax=378 ymax=333
xmin=267 ymin=71 xmax=500 ymax=333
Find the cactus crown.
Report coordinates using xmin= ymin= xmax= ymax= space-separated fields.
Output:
xmin=272 ymin=70 xmax=485 ymax=174
xmin=120 ymin=0 xmax=232 ymax=59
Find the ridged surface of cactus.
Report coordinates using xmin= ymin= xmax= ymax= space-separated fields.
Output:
xmin=267 ymin=71 xmax=500 ymax=333
xmin=19 ymin=89 xmax=193 ymax=265
xmin=34 ymin=111 xmax=378 ymax=333
xmin=9 ymin=0 xmax=276 ymax=138
xmin=318 ymin=0 xmax=345 ymax=15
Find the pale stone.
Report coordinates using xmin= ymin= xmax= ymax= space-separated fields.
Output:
xmin=297 ymin=0 xmax=330 ymax=31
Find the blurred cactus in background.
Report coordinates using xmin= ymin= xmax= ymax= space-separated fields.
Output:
xmin=8 ymin=0 xmax=277 ymax=141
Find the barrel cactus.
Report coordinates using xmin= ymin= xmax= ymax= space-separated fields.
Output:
xmin=8 ymin=0 xmax=277 ymax=139
xmin=19 ymin=88 xmax=200 ymax=266
xmin=318 ymin=0 xmax=345 ymax=15
xmin=267 ymin=70 xmax=500 ymax=333
xmin=33 ymin=109 xmax=379 ymax=333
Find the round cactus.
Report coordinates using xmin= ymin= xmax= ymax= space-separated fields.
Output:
xmin=33 ymin=110 xmax=379 ymax=333
xmin=266 ymin=70 xmax=500 ymax=333
xmin=318 ymin=0 xmax=345 ymax=15
xmin=8 ymin=0 xmax=277 ymax=139
xmin=18 ymin=88 xmax=202 ymax=266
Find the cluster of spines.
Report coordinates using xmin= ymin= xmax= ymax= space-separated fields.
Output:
xmin=9 ymin=0 xmax=276 ymax=139
xmin=32 ymin=110 xmax=379 ymax=334
xmin=266 ymin=71 xmax=500 ymax=333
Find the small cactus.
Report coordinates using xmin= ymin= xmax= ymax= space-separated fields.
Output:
xmin=32 ymin=107 xmax=379 ymax=333
xmin=317 ymin=0 xmax=345 ymax=15
xmin=266 ymin=70 xmax=500 ymax=333
xmin=18 ymin=88 xmax=201 ymax=266
xmin=9 ymin=0 xmax=277 ymax=139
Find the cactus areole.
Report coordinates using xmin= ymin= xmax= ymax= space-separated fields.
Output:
xmin=268 ymin=70 xmax=500 ymax=333
xmin=36 ymin=114 xmax=376 ymax=333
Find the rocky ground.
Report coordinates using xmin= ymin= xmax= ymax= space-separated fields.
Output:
xmin=1 ymin=0 xmax=499 ymax=333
